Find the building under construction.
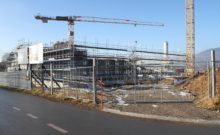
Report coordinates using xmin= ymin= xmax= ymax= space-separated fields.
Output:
xmin=5 ymin=38 xmax=186 ymax=89
xmin=6 ymin=2 xmax=194 ymax=88
xmin=42 ymin=41 xmax=133 ymax=86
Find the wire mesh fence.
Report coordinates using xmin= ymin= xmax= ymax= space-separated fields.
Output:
xmin=23 ymin=57 xmax=219 ymax=109
xmin=29 ymin=59 xmax=196 ymax=105
xmin=63 ymin=66 xmax=94 ymax=100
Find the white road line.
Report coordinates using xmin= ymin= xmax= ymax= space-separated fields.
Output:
xmin=47 ymin=123 xmax=68 ymax=134
xmin=13 ymin=107 xmax=21 ymax=111
xmin=26 ymin=113 xmax=39 ymax=119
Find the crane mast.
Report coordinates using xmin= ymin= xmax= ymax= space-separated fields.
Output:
xmin=186 ymin=0 xmax=195 ymax=76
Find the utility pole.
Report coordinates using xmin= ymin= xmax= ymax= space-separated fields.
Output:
xmin=186 ymin=0 xmax=195 ymax=76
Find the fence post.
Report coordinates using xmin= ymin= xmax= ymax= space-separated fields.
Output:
xmin=207 ymin=63 xmax=211 ymax=98
xmin=100 ymin=78 xmax=103 ymax=111
xmin=211 ymin=50 xmax=216 ymax=98
xmin=30 ymin=64 xmax=33 ymax=90
xmin=161 ymin=87 xmax=163 ymax=103
xmin=133 ymin=60 xmax=137 ymax=104
xmin=50 ymin=62 xmax=53 ymax=95
xmin=93 ymin=58 xmax=97 ymax=104
xmin=41 ymin=64 xmax=44 ymax=91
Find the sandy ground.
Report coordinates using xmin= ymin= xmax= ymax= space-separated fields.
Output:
xmin=106 ymin=103 xmax=220 ymax=120
xmin=178 ymin=70 xmax=220 ymax=109
xmin=104 ymin=71 xmax=220 ymax=120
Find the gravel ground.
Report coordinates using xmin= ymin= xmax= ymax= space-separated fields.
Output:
xmin=106 ymin=103 xmax=220 ymax=120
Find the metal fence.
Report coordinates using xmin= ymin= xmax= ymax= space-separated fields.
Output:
xmin=0 ymin=71 xmax=31 ymax=90
xmin=63 ymin=66 xmax=94 ymax=100
xmin=100 ymin=78 xmax=195 ymax=107
xmin=29 ymin=59 xmax=195 ymax=105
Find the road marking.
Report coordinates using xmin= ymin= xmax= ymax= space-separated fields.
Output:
xmin=47 ymin=123 xmax=68 ymax=134
xmin=26 ymin=113 xmax=39 ymax=119
xmin=13 ymin=107 xmax=21 ymax=111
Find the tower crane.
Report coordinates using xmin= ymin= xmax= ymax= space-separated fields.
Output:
xmin=35 ymin=15 xmax=164 ymax=48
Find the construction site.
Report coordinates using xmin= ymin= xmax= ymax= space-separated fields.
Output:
xmin=0 ymin=0 xmax=220 ymax=118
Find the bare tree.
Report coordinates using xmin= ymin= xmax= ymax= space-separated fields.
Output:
xmin=0 ymin=61 xmax=7 ymax=71
xmin=1 ymin=52 xmax=10 ymax=62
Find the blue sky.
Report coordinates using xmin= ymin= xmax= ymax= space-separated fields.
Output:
xmin=0 ymin=0 xmax=220 ymax=60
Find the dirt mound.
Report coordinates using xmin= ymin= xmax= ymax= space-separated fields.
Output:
xmin=179 ymin=70 xmax=220 ymax=109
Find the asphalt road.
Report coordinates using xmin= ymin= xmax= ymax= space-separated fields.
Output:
xmin=0 ymin=88 xmax=220 ymax=135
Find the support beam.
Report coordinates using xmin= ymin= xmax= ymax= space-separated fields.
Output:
xmin=42 ymin=65 xmax=61 ymax=89
xmin=31 ymin=70 xmax=48 ymax=89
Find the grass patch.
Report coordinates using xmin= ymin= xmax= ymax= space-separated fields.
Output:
xmin=0 ymin=85 xmax=98 ymax=111
xmin=0 ymin=85 xmax=27 ymax=92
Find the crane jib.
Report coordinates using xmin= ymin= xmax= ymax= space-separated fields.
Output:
xmin=35 ymin=15 xmax=164 ymax=26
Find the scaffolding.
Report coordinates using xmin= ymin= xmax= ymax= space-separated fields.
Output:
xmin=35 ymin=40 xmax=186 ymax=89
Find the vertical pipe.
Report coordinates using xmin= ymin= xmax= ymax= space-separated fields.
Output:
xmin=93 ymin=58 xmax=97 ymax=104
xmin=211 ymin=50 xmax=216 ymax=98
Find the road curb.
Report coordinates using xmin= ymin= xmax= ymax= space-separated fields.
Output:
xmin=103 ymin=108 xmax=220 ymax=125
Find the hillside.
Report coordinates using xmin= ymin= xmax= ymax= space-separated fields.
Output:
xmin=179 ymin=70 xmax=220 ymax=109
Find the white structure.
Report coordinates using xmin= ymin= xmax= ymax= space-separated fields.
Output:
xmin=29 ymin=43 xmax=43 ymax=64
xmin=163 ymin=41 xmax=169 ymax=59
xmin=17 ymin=47 xmax=28 ymax=65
